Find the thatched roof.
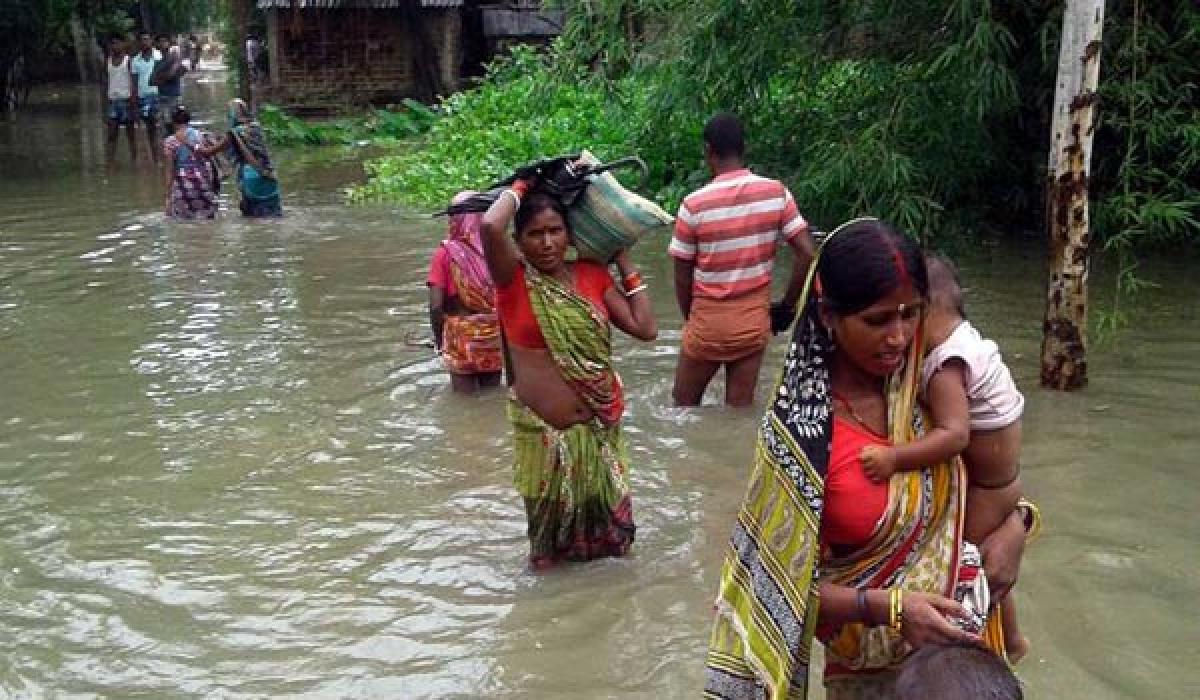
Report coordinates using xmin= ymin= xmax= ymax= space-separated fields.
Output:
xmin=257 ymin=0 xmax=463 ymax=8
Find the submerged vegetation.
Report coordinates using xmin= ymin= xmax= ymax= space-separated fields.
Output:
xmin=348 ymin=0 xmax=1197 ymax=256
xmin=259 ymin=100 xmax=439 ymax=147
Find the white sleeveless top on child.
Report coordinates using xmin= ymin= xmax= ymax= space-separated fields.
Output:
xmin=921 ymin=320 xmax=1024 ymax=431
xmin=107 ymin=56 xmax=132 ymax=99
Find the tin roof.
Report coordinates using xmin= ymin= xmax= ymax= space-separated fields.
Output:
xmin=257 ymin=0 xmax=462 ymax=8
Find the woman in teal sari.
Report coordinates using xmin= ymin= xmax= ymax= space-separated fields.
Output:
xmin=225 ymin=98 xmax=282 ymax=217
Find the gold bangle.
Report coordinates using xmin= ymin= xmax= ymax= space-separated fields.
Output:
xmin=888 ymin=588 xmax=902 ymax=631
xmin=1017 ymin=498 xmax=1043 ymax=543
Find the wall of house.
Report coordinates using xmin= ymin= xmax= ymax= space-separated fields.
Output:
xmin=265 ymin=7 xmax=460 ymax=110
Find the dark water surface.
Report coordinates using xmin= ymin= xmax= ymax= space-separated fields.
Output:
xmin=1 ymin=70 xmax=1197 ymax=699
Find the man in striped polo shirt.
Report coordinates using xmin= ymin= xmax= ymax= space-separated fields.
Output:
xmin=668 ymin=113 xmax=814 ymax=406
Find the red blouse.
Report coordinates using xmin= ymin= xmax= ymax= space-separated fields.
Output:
xmin=821 ymin=416 xmax=891 ymax=549
xmin=426 ymin=245 xmax=456 ymax=297
xmin=495 ymin=262 xmax=613 ymax=349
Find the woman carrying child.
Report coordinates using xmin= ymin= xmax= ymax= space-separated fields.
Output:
xmin=860 ymin=252 xmax=1030 ymax=660
xmin=703 ymin=219 xmax=1031 ymax=699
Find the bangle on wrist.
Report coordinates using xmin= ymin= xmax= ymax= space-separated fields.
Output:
xmin=856 ymin=588 xmax=872 ymax=626
xmin=1016 ymin=498 xmax=1042 ymax=542
xmin=624 ymin=283 xmax=648 ymax=297
xmin=888 ymin=588 xmax=904 ymax=632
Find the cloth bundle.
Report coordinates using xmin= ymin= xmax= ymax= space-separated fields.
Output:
xmin=566 ymin=150 xmax=673 ymax=263
xmin=438 ymin=151 xmax=672 ymax=263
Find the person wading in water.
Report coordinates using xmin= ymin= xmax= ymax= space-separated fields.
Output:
xmin=480 ymin=177 xmax=656 ymax=570
xmin=669 ymin=112 xmax=815 ymax=407
xmin=129 ymin=33 xmax=161 ymax=164
xmin=104 ymin=36 xmax=137 ymax=165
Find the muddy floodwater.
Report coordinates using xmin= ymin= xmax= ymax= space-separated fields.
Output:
xmin=1 ymin=69 xmax=1198 ymax=699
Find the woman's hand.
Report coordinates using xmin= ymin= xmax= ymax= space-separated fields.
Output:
xmin=980 ymin=510 xmax=1026 ymax=601
xmin=900 ymin=591 xmax=981 ymax=649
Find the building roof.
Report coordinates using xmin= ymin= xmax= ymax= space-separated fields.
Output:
xmin=257 ymin=0 xmax=462 ymax=8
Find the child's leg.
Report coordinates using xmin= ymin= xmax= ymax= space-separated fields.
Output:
xmin=1002 ymin=596 xmax=1029 ymax=663
xmin=962 ymin=422 xmax=1022 ymax=487
xmin=964 ymin=480 xmax=1022 ymax=545
xmin=962 ymin=421 xmax=1023 ymax=543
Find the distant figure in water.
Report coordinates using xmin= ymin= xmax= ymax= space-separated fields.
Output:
xmin=859 ymin=253 xmax=1030 ymax=660
xmin=669 ymin=112 xmax=815 ymax=407
xmin=223 ymin=99 xmax=282 ymax=217
xmin=104 ymin=36 xmax=137 ymax=164
xmin=481 ymin=179 xmax=656 ymax=570
xmin=152 ymin=34 xmax=186 ymax=122
xmin=129 ymin=32 xmax=162 ymax=164
xmin=162 ymin=106 xmax=221 ymax=220
xmin=245 ymin=35 xmax=263 ymax=83
xmin=427 ymin=192 xmax=503 ymax=392
xmin=895 ymin=644 xmax=1023 ymax=700
xmin=187 ymin=34 xmax=201 ymax=71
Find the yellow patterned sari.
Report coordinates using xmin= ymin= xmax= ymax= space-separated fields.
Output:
xmin=704 ymin=223 xmax=1004 ymax=700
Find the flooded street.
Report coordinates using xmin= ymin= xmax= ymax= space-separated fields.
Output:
xmin=1 ymin=70 xmax=1198 ymax=699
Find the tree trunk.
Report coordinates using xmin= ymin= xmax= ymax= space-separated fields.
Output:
xmin=1040 ymin=0 xmax=1104 ymax=391
xmin=232 ymin=0 xmax=252 ymax=103
xmin=69 ymin=12 xmax=96 ymax=83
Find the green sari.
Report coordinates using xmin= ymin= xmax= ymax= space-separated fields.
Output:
xmin=509 ymin=264 xmax=634 ymax=567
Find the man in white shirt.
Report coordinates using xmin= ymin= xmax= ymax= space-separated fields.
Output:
xmin=246 ymin=35 xmax=262 ymax=83
xmin=104 ymin=36 xmax=137 ymax=164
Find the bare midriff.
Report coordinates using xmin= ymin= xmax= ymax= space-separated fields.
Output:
xmin=507 ymin=344 xmax=594 ymax=429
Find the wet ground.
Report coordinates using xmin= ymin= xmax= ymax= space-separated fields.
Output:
xmin=1 ymin=68 xmax=1198 ymax=698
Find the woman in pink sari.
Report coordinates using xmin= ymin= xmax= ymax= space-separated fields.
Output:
xmin=427 ymin=192 xmax=504 ymax=393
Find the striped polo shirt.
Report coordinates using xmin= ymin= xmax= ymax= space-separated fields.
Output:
xmin=668 ymin=169 xmax=808 ymax=299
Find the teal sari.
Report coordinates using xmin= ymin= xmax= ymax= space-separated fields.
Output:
xmin=227 ymin=99 xmax=282 ymax=217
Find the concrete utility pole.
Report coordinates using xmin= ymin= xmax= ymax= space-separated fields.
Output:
xmin=1040 ymin=0 xmax=1105 ymax=390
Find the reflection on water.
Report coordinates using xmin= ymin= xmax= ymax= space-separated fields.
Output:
xmin=1 ymin=73 xmax=1198 ymax=699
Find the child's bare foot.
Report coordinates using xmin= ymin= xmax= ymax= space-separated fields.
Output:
xmin=1006 ymin=634 xmax=1030 ymax=664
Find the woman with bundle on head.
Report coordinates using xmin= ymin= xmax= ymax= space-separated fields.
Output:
xmin=704 ymin=219 xmax=1031 ymax=699
xmin=427 ymin=192 xmax=503 ymax=392
xmin=480 ymin=177 xmax=657 ymax=570
xmin=225 ymin=98 xmax=281 ymax=217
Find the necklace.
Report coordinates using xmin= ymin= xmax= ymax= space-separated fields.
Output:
xmin=831 ymin=390 xmax=885 ymax=437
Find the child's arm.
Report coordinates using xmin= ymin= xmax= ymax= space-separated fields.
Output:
xmin=861 ymin=360 xmax=971 ymax=482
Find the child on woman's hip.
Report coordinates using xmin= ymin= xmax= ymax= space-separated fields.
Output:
xmin=859 ymin=253 xmax=1029 ymax=661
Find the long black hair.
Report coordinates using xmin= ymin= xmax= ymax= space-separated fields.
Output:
xmin=818 ymin=219 xmax=928 ymax=315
